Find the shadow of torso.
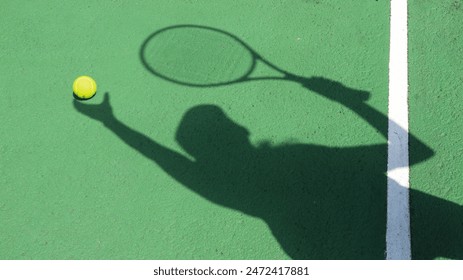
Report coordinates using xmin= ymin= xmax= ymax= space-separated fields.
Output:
xmin=183 ymin=143 xmax=387 ymax=259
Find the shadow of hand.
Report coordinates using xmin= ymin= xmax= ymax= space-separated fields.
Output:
xmin=73 ymin=92 xmax=114 ymax=124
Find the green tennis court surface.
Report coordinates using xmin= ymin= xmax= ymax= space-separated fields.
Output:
xmin=0 ymin=1 xmax=461 ymax=259
xmin=408 ymin=0 xmax=463 ymax=259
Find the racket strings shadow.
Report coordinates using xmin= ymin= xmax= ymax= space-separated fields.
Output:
xmin=140 ymin=24 xmax=302 ymax=88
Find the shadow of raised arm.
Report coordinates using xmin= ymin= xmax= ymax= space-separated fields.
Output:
xmin=296 ymin=76 xmax=434 ymax=166
xmin=73 ymin=93 xmax=196 ymax=185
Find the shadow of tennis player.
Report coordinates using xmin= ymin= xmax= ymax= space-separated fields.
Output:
xmin=74 ymin=76 xmax=460 ymax=259
xmin=73 ymin=25 xmax=462 ymax=259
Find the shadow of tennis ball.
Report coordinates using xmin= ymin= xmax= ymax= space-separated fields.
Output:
xmin=140 ymin=25 xmax=254 ymax=87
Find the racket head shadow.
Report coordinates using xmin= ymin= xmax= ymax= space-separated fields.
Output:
xmin=140 ymin=25 xmax=256 ymax=87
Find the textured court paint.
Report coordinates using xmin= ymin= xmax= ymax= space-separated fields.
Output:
xmin=0 ymin=1 xmax=390 ymax=259
xmin=408 ymin=1 xmax=463 ymax=259
xmin=386 ymin=0 xmax=411 ymax=260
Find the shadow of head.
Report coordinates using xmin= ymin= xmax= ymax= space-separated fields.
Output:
xmin=175 ymin=105 xmax=251 ymax=159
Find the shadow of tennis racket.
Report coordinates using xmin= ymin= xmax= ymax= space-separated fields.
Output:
xmin=140 ymin=24 xmax=370 ymax=104
xmin=140 ymin=24 xmax=289 ymax=87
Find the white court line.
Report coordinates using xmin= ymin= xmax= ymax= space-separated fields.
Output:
xmin=386 ymin=0 xmax=411 ymax=260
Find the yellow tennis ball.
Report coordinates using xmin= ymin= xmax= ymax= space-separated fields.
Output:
xmin=73 ymin=76 xmax=97 ymax=100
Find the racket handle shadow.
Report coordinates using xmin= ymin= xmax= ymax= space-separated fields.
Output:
xmin=295 ymin=76 xmax=370 ymax=105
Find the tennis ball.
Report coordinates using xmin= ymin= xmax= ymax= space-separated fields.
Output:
xmin=73 ymin=76 xmax=97 ymax=100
